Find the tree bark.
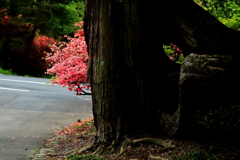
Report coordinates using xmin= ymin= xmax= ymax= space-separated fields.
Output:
xmin=177 ymin=54 xmax=240 ymax=139
xmin=84 ymin=0 xmax=240 ymax=147
xmin=85 ymin=0 xmax=180 ymax=146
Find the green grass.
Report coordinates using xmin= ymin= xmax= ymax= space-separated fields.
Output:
xmin=0 ymin=66 xmax=52 ymax=78
xmin=0 ymin=67 xmax=17 ymax=76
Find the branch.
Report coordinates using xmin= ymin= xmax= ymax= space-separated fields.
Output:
xmin=80 ymin=89 xmax=92 ymax=95
xmin=76 ymin=84 xmax=92 ymax=95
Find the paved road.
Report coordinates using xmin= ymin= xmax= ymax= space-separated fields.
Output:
xmin=0 ymin=74 xmax=93 ymax=160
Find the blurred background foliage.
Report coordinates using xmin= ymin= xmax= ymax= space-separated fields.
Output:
xmin=0 ymin=0 xmax=85 ymax=76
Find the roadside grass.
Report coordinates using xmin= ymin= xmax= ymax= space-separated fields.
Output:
xmin=0 ymin=66 xmax=52 ymax=78
xmin=0 ymin=67 xmax=17 ymax=76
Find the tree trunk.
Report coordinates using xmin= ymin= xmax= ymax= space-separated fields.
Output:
xmin=84 ymin=0 xmax=180 ymax=147
xmin=84 ymin=0 xmax=240 ymax=148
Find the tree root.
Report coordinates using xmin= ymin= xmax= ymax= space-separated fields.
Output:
xmin=62 ymin=136 xmax=174 ymax=159
xmin=132 ymin=138 xmax=175 ymax=148
xmin=119 ymin=137 xmax=132 ymax=156
xmin=64 ymin=137 xmax=95 ymax=155
xmin=149 ymin=154 xmax=168 ymax=160
xmin=92 ymin=143 xmax=107 ymax=156
xmin=118 ymin=138 xmax=175 ymax=157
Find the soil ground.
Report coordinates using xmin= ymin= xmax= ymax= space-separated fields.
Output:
xmin=44 ymin=118 xmax=240 ymax=160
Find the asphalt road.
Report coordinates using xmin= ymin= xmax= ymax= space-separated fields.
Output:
xmin=0 ymin=74 xmax=93 ymax=160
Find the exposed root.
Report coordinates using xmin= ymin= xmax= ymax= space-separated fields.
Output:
xmin=148 ymin=151 xmax=169 ymax=160
xmin=92 ymin=143 xmax=108 ymax=156
xmin=64 ymin=137 xmax=95 ymax=156
xmin=132 ymin=138 xmax=175 ymax=148
xmin=107 ymin=140 xmax=118 ymax=153
xmin=119 ymin=137 xmax=132 ymax=156
xmin=118 ymin=137 xmax=175 ymax=157
xmin=149 ymin=154 xmax=168 ymax=160
xmin=62 ymin=136 xmax=174 ymax=159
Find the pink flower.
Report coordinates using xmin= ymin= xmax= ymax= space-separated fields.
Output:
xmin=46 ymin=21 xmax=90 ymax=95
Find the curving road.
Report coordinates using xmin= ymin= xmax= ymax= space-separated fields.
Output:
xmin=0 ymin=74 xmax=93 ymax=160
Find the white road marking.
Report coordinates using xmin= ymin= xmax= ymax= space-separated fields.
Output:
xmin=0 ymin=78 xmax=48 ymax=85
xmin=0 ymin=87 xmax=29 ymax=92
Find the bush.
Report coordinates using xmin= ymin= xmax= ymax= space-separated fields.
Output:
xmin=46 ymin=22 xmax=90 ymax=95
xmin=163 ymin=43 xmax=184 ymax=64
xmin=0 ymin=9 xmax=55 ymax=76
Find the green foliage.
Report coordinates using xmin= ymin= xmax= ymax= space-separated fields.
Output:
xmin=1 ymin=0 xmax=85 ymax=39
xmin=19 ymin=2 xmax=83 ymax=39
xmin=0 ymin=66 xmax=52 ymax=78
xmin=194 ymin=0 xmax=240 ymax=30
xmin=218 ymin=11 xmax=240 ymax=30
xmin=0 ymin=67 xmax=17 ymax=75
xmin=163 ymin=44 xmax=184 ymax=64
xmin=66 ymin=155 xmax=107 ymax=160
xmin=56 ymin=1 xmax=84 ymax=37
xmin=0 ymin=0 xmax=86 ymax=77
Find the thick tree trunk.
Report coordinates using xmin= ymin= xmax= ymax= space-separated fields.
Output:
xmin=84 ymin=0 xmax=240 ymax=148
xmin=85 ymin=0 xmax=180 ymax=146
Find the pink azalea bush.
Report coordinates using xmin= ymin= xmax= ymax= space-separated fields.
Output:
xmin=46 ymin=22 xmax=90 ymax=95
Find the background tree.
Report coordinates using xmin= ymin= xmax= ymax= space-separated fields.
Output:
xmin=4 ymin=0 xmax=85 ymax=40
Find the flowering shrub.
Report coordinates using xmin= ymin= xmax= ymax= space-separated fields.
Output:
xmin=46 ymin=22 xmax=90 ymax=95
xmin=34 ymin=35 xmax=55 ymax=61
xmin=163 ymin=43 xmax=184 ymax=64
